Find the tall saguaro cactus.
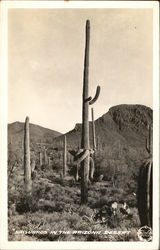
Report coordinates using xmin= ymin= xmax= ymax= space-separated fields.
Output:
xmin=63 ymin=135 xmax=67 ymax=178
xmin=81 ymin=20 xmax=100 ymax=204
xmin=24 ymin=116 xmax=32 ymax=196
xmin=81 ymin=20 xmax=90 ymax=204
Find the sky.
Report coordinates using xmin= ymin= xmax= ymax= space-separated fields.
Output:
xmin=8 ymin=8 xmax=153 ymax=133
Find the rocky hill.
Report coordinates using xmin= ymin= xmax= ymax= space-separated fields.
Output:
xmin=59 ymin=104 xmax=152 ymax=150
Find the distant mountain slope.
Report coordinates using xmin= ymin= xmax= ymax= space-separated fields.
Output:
xmin=58 ymin=104 xmax=152 ymax=150
xmin=8 ymin=121 xmax=62 ymax=146
xmin=8 ymin=104 xmax=153 ymax=183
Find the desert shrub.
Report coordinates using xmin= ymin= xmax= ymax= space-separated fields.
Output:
xmin=128 ymin=228 xmax=139 ymax=241
xmin=100 ymin=188 xmax=108 ymax=196
xmin=74 ymin=219 xmax=91 ymax=232
xmin=37 ymin=200 xmax=57 ymax=212
xmin=128 ymin=208 xmax=140 ymax=228
xmin=8 ymin=145 xmax=23 ymax=172
xmin=16 ymin=195 xmax=39 ymax=213
xmin=78 ymin=205 xmax=94 ymax=217
xmin=51 ymin=158 xmax=63 ymax=173
xmin=92 ymin=197 xmax=109 ymax=208
xmin=8 ymin=146 xmax=141 ymax=242
xmin=66 ymin=213 xmax=81 ymax=228
xmin=125 ymin=194 xmax=137 ymax=207
xmin=107 ymin=210 xmax=126 ymax=229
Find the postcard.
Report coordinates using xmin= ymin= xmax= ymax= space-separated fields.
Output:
xmin=0 ymin=1 xmax=159 ymax=250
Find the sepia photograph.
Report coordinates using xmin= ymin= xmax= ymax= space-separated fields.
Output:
xmin=0 ymin=1 xmax=159 ymax=250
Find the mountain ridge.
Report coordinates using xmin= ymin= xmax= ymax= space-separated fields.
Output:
xmin=8 ymin=104 xmax=153 ymax=185
xmin=61 ymin=104 xmax=152 ymax=148
xmin=8 ymin=121 xmax=62 ymax=145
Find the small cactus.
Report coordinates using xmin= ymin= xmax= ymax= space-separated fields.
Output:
xmin=24 ymin=116 xmax=32 ymax=196
xmin=60 ymin=172 xmax=63 ymax=180
xmin=48 ymin=157 xmax=51 ymax=167
xmin=39 ymin=152 xmax=42 ymax=167
xmin=31 ymin=159 xmax=36 ymax=172
xmin=44 ymin=148 xmax=48 ymax=166
xmin=146 ymin=124 xmax=153 ymax=155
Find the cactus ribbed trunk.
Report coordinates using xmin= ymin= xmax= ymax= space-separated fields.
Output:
xmin=138 ymin=159 xmax=152 ymax=227
xmin=91 ymin=107 xmax=96 ymax=150
xmin=24 ymin=116 xmax=32 ymax=196
xmin=81 ymin=20 xmax=90 ymax=204
xmin=63 ymin=135 xmax=67 ymax=177
xmin=90 ymin=108 xmax=96 ymax=180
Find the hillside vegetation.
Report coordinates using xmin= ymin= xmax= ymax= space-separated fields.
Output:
xmin=8 ymin=104 xmax=152 ymax=241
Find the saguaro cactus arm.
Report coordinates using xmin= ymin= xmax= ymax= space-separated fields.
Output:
xmin=89 ymin=85 xmax=101 ymax=105
xmin=89 ymin=156 xmax=95 ymax=180
xmin=85 ymin=96 xmax=92 ymax=102
xmin=74 ymin=149 xmax=90 ymax=165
